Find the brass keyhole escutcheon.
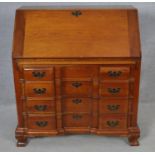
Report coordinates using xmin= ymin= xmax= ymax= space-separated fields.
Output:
xmin=72 ymin=10 xmax=82 ymax=17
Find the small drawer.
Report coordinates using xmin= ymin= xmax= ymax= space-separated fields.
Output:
xmin=61 ymin=66 xmax=97 ymax=78
xmin=62 ymin=113 xmax=90 ymax=127
xmin=100 ymin=115 xmax=127 ymax=129
xmin=24 ymin=67 xmax=54 ymax=81
xmin=62 ymin=98 xmax=92 ymax=113
xmin=26 ymin=115 xmax=56 ymax=130
xmin=25 ymin=82 xmax=55 ymax=98
xmin=62 ymin=81 xmax=92 ymax=97
xmin=100 ymin=67 xmax=130 ymax=80
xmin=26 ymin=100 xmax=55 ymax=113
xmin=99 ymin=99 xmax=128 ymax=113
xmin=100 ymin=81 xmax=129 ymax=97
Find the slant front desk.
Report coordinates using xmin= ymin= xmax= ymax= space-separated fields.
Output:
xmin=12 ymin=6 xmax=141 ymax=146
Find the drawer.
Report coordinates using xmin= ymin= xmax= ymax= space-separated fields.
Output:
xmin=100 ymin=115 xmax=127 ymax=129
xmin=62 ymin=98 xmax=92 ymax=113
xmin=26 ymin=115 xmax=56 ymax=130
xmin=26 ymin=100 xmax=55 ymax=113
xmin=61 ymin=66 xmax=97 ymax=79
xmin=100 ymin=81 xmax=129 ymax=97
xmin=24 ymin=67 xmax=54 ymax=81
xmin=62 ymin=113 xmax=90 ymax=127
xmin=25 ymin=82 xmax=55 ymax=98
xmin=99 ymin=99 xmax=128 ymax=113
xmin=62 ymin=81 xmax=92 ymax=97
xmin=100 ymin=66 xmax=130 ymax=80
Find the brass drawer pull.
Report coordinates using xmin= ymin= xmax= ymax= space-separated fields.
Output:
xmin=72 ymin=10 xmax=82 ymax=17
xmin=107 ymin=105 xmax=120 ymax=111
xmin=108 ymin=88 xmax=120 ymax=94
xmin=107 ymin=120 xmax=119 ymax=127
xmin=108 ymin=71 xmax=122 ymax=77
xmin=34 ymin=105 xmax=47 ymax=111
xmin=72 ymin=114 xmax=82 ymax=120
xmin=72 ymin=82 xmax=82 ymax=88
xmin=72 ymin=99 xmax=82 ymax=104
xmin=36 ymin=121 xmax=48 ymax=127
xmin=32 ymin=71 xmax=45 ymax=78
xmin=33 ymin=88 xmax=46 ymax=95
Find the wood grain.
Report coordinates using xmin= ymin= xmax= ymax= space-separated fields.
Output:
xmin=12 ymin=8 xmax=141 ymax=58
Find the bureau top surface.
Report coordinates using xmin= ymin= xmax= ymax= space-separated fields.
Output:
xmin=12 ymin=6 xmax=141 ymax=58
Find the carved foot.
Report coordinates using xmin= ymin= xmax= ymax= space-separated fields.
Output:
xmin=15 ymin=127 xmax=28 ymax=147
xmin=128 ymin=135 xmax=139 ymax=146
xmin=16 ymin=136 xmax=28 ymax=147
xmin=17 ymin=139 xmax=27 ymax=147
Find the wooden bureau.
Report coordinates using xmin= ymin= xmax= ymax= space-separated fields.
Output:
xmin=12 ymin=6 xmax=141 ymax=146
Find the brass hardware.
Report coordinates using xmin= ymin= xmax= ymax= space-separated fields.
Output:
xmin=72 ymin=114 xmax=82 ymax=120
xmin=108 ymin=71 xmax=122 ymax=77
xmin=108 ymin=88 xmax=120 ymax=94
xmin=36 ymin=121 xmax=48 ymax=127
xmin=33 ymin=88 xmax=46 ymax=95
xmin=107 ymin=120 xmax=119 ymax=127
xmin=72 ymin=98 xmax=82 ymax=104
xmin=72 ymin=10 xmax=82 ymax=17
xmin=34 ymin=105 xmax=47 ymax=111
xmin=32 ymin=71 xmax=45 ymax=78
xmin=72 ymin=82 xmax=82 ymax=88
xmin=107 ymin=105 xmax=120 ymax=111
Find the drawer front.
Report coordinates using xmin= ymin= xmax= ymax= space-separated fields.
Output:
xmin=25 ymin=82 xmax=55 ymax=97
xmin=99 ymin=99 xmax=128 ymax=113
xmin=27 ymin=115 xmax=56 ymax=130
xmin=61 ymin=66 xmax=97 ymax=78
xmin=26 ymin=100 xmax=55 ymax=113
xmin=100 ymin=115 xmax=127 ymax=129
xmin=62 ymin=113 xmax=90 ymax=127
xmin=62 ymin=98 xmax=91 ymax=113
xmin=24 ymin=67 xmax=53 ymax=81
xmin=100 ymin=66 xmax=130 ymax=80
xmin=62 ymin=81 xmax=92 ymax=97
xmin=100 ymin=82 xmax=129 ymax=97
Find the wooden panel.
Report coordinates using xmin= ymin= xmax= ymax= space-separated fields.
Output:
xmin=100 ymin=81 xmax=129 ymax=97
xmin=100 ymin=114 xmax=127 ymax=129
xmin=12 ymin=10 xmax=25 ymax=58
xmin=55 ymin=66 xmax=64 ymax=134
xmin=62 ymin=98 xmax=91 ymax=113
xmin=26 ymin=100 xmax=55 ymax=113
xmin=61 ymin=65 xmax=97 ymax=78
xmin=100 ymin=66 xmax=130 ymax=80
xmin=16 ymin=58 xmax=137 ymax=65
xmin=128 ymin=10 xmax=141 ymax=57
xmin=24 ymin=66 xmax=54 ymax=81
xmin=62 ymin=81 xmax=92 ymax=97
xmin=99 ymin=98 xmax=128 ymax=114
xmin=26 ymin=115 xmax=56 ymax=130
xmin=62 ymin=113 xmax=90 ymax=127
xmin=25 ymin=82 xmax=55 ymax=97
xmin=21 ymin=9 xmax=131 ymax=58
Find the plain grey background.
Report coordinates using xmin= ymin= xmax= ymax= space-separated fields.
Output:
xmin=0 ymin=2 xmax=155 ymax=152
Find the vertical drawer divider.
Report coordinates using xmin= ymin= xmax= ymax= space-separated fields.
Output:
xmin=55 ymin=66 xmax=64 ymax=134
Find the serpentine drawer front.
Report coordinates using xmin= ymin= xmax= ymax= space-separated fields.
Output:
xmin=12 ymin=6 xmax=141 ymax=147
